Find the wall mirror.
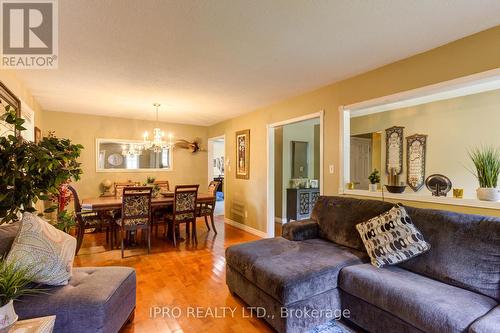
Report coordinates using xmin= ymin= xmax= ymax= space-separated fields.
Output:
xmin=96 ymin=138 xmax=172 ymax=172
xmin=291 ymin=141 xmax=309 ymax=178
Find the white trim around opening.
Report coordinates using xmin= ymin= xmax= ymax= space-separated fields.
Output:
xmin=267 ymin=111 xmax=325 ymax=238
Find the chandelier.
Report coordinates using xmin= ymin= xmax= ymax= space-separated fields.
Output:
xmin=143 ymin=103 xmax=173 ymax=153
xmin=121 ymin=143 xmax=143 ymax=157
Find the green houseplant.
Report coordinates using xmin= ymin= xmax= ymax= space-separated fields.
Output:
xmin=468 ymin=146 xmax=500 ymax=201
xmin=0 ymin=107 xmax=83 ymax=224
xmin=0 ymin=258 xmax=44 ymax=330
xmin=368 ymin=169 xmax=380 ymax=192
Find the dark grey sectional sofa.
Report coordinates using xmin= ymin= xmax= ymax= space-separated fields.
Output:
xmin=226 ymin=196 xmax=500 ymax=333
xmin=0 ymin=222 xmax=136 ymax=333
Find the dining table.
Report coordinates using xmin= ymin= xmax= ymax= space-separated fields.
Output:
xmin=81 ymin=192 xmax=214 ymax=211
xmin=80 ymin=192 xmax=215 ymax=248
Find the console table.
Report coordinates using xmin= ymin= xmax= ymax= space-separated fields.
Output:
xmin=286 ymin=188 xmax=320 ymax=221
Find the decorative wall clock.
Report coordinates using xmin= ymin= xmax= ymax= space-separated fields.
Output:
xmin=406 ymin=134 xmax=427 ymax=191
xmin=385 ymin=126 xmax=404 ymax=175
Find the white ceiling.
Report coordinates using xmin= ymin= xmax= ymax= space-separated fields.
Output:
xmin=15 ymin=0 xmax=500 ymax=126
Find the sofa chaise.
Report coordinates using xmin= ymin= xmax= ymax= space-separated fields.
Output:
xmin=225 ymin=196 xmax=500 ymax=333
xmin=0 ymin=222 xmax=136 ymax=333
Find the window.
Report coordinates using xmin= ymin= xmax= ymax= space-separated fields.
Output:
xmin=126 ymin=155 xmax=139 ymax=169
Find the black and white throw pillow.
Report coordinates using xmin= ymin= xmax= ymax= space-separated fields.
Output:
xmin=356 ymin=205 xmax=430 ymax=268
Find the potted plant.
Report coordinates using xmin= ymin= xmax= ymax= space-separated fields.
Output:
xmin=145 ymin=177 xmax=160 ymax=197
xmin=468 ymin=146 xmax=500 ymax=201
xmin=0 ymin=259 xmax=43 ymax=331
xmin=0 ymin=107 xmax=83 ymax=224
xmin=368 ymin=169 xmax=380 ymax=192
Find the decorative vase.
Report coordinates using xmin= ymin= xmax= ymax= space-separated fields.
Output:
xmin=476 ymin=187 xmax=500 ymax=202
xmin=0 ymin=300 xmax=18 ymax=332
xmin=369 ymin=184 xmax=378 ymax=192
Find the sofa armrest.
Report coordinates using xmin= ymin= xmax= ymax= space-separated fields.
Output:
xmin=469 ymin=305 xmax=500 ymax=333
xmin=282 ymin=219 xmax=319 ymax=241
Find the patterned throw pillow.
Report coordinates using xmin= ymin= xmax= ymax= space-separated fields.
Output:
xmin=356 ymin=205 xmax=430 ymax=268
xmin=7 ymin=212 xmax=76 ymax=286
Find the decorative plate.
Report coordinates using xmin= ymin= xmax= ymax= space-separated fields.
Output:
xmin=107 ymin=153 xmax=124 ymax=166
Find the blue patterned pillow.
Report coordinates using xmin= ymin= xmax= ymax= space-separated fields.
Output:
xmin=356 ymin=205 xmax=430 ymax=268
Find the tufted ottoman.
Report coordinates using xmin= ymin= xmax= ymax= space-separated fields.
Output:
xmin=15 ymin=267 xmax=136 ymax=333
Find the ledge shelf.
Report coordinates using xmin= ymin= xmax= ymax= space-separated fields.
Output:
xmin=342 ymin=189 xmax=500 ymax=211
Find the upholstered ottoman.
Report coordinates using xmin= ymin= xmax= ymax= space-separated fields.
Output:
xmin=15 ymin=266 xmax=136 ymax=333
xmin=226 ymin=236 xmax=367 ymax=333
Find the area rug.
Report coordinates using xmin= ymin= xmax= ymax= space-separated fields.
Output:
xmin=308 ymin=320 xmax=351 ymax=333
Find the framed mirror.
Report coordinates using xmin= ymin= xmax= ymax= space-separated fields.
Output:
xmin=96 ymin=138 xmax=172 ymax=172
xmin=0 ymin=81 xmax=21 ymax=138
xmin=406 ymin=134 xmax=427 ymax=191
xmin=291 ymin=141 xmax=309 ymax=178
xmin=385 ymin=126 xmax=404 ymax=175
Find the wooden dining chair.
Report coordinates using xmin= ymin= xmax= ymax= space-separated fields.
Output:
xmin=67 ymin=185 xmax=113 ymax=255
xmin=114 ymin=181 xmax=140 ymax=197
xmin=154 ymin=180 xmax=170 ymax=192
xmin=116 ymin=186 xmax=153 ymax=258
xmin=165 ymin=185 xmax=199 ymax=246
xmin=196 ymin=181 xmax=220 ymax=234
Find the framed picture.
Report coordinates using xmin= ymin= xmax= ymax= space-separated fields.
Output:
xmin=406 ymin=134 xmax=427 ymax=191
xmin=34 ymin=127 xmax=42 ymax=144
xmin=235 ymin=129 xmax=250 ymax=179
xmin=385 ymin=126 xmax=404 ymax=175
xmin=0 ymin=81 xmax=21 ymax=138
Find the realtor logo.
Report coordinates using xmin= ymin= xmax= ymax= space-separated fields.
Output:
xmin=1 ymin=0 xmax=58 ymax=69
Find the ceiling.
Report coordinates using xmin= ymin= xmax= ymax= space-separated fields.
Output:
xmin=15 ymin=0 xmax=500 ymax=126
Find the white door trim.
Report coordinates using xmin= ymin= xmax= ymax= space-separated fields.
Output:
xmin=207 ymin=134 xmax=225 ymax=192
xmin=266 ymin=111 xmax=325 ymax=238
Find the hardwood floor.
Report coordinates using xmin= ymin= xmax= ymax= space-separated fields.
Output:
xmin=74 ymin=216 xmax=275 ymax=333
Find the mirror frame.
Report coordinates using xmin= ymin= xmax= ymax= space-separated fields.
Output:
xmin=95 ymin=138 xmax=173 ymax=173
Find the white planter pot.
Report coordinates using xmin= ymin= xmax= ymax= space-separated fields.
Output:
xmin=0 ymin=300 xmax=18 ymax=332
xmin=369 ymin=184 xmax=378 ymax=192
xmin=476 ymin=187 xmax=500 ymax=202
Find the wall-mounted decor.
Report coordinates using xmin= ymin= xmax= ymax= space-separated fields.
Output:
xmin=34 ymin=127 xmax=42 ymax=144
xmin=0 ymin=81 xmax=21 ymax=138
xmin=235 ymin=129 xmax=250 ymax=179
xmin=406 ymin=134 xmax=427 ymax=191
xmin=385 ymin=126 xmax=404 ymax=175
xmin=425 ymin=174 xmax=452 ymax=197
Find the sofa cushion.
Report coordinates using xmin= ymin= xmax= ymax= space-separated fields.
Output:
xmin=356 ymin=205 xmax=430 ymax=267
xmin=312 ymin=196 xmax=393 ymax=251
xmin=469 ymin=305 xmax=500 ymax=333
xmin=0 ymin=222 xmax=19 ymax=257
xmin=401 ymin=206 xmax=500 ymax=301
xmin=7 ymin=212 xmax=77 ymax=286
xmin=15 ymin=267 xmax=136 ymax=333
xmin=339 ymin=264 xmax=497 ymax=333
xmin=226 ymin=237 xmax=367 ymax=305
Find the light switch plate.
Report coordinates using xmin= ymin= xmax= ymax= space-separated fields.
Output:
xmin=329 ymin=165 xmax=334 ymax=174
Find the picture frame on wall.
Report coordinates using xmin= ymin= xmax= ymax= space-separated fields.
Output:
xmin=235 ymin=129 xmax=250 ymax=179
xmin=34 ymin=127 xmax=42 ymax=144
xmin=406 ymin=134 xmax=427 ymax=191
xmin=385 ymin=126 xmax=404 ymax=175
xmin=0 ymin=81 xmax=21 ymax=138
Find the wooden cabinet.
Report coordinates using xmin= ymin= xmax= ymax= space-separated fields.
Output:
xmin=286 ymin=188 xmax=320 ymax=221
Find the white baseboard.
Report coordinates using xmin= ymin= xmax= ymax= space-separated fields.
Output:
xmin=224 ymin=218 xmax=268 ymax=238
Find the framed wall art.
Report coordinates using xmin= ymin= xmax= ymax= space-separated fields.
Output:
xmin=0 ymin=81 xmax=21 ymax=138
xmin=385 ymin=126 xmax=404 ymax=175
xmin=406 ymin=134 xmax=427 ymax=191
xmin=235 ymin=129 xmax=250 ymax=179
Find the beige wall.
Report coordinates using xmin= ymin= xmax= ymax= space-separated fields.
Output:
xmin=42 ymin=111 xmax=209 ymax=199
xmin=0 ymin=70 xmax=43 ymax=127
xmin=208 ymin=26 xmax=500 ymax=232
xmin=351 ymin=89 xmax=500 ymax=199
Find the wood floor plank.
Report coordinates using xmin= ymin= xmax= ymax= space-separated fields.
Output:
xmin=74 ymin=216 xmax=275 ymax=333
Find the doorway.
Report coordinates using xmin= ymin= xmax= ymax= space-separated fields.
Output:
xmin=208 ymin=135 xmax=225 ymax=217
xmin=267 ymin=111 xmax=324 ymax=238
